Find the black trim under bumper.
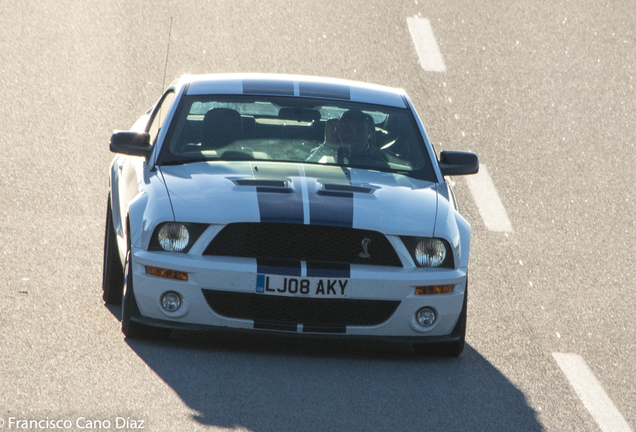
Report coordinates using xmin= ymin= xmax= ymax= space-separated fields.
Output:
xmin=129 ymin=314 xmax=463 ymax=345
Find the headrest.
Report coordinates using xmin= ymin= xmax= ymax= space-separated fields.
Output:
xmin=201 ymin=108 xmax=243 ymax=149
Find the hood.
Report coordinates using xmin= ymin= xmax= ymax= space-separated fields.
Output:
xmin=160 ymin=161 xmax=439 ymax=237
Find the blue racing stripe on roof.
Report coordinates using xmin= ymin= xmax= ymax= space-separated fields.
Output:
xmin=185 ymin=74 xmax=407 ymax=107
xmin=299 ymin=81 xmax=351 ymax=100
xmin=243 ymin=79 xmax=295 ymax=96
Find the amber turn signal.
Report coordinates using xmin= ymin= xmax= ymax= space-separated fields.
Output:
xmin=145 ymin=266 xmax=188 ymax=281
xmin=413 ymin=285 xmax=454 ymax=295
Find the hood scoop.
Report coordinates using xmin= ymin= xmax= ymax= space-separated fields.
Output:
xmin=231 ymin=178 xmax=291 ymax=189
xmin=320 ymin=183 xmax=378 ymax=194
xmin=229 ymin=177 xmax=378 ymax=195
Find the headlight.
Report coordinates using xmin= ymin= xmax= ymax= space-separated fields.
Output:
xmin=149 ymin=222 xmax=207 ymax=253
xmin=158 ymin=223 xmax=190 ymax=252
xmin=401 ymin=237 xmax=454 ymax=268
xmin=415 ymin=239 xmax=446 ymax=267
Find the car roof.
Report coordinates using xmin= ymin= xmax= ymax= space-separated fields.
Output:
xmin=182 ymin=73 xmax=408 ymax=109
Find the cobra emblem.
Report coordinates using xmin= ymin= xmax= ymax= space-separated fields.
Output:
xmin=358 ymin=238 xmax=372 ymax=258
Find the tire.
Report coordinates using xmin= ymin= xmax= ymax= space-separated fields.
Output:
xmin=413 ymin=279 xmax=467 ymax=357
xmin=102 ymin=195 xmax=124 ymax=305
xmin=441 ymin=287 xmax=467 ymax=357
xmin=121 ymin=252 xmax=171 ymax=340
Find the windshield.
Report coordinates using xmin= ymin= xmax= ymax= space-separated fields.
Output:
xmin=157 ymin=95 xmax=436 ymax=181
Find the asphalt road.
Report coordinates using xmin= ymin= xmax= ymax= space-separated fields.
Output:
xmin=1 ymin=1 xmax=634 ymax=431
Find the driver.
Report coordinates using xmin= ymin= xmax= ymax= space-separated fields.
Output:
xmin=337 ymin=109 xmax=375 ymax=158
xmin=307 ymin=110 xmax=383 ymax=165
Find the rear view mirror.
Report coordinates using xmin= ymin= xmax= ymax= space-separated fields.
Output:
xmin=439 ymin=151 xmax=479 ymax=176
xmin=110 ymin=131 xmax=152 ymax=160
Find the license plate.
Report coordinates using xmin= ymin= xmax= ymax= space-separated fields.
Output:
xmin=255 ymin=274 xmax=349 ymax=298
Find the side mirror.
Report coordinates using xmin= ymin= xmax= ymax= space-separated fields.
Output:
xmin=110 ymin=131 xmax=152 ymax=160
xmin=439 ymin=151 xmax=479 ymax=176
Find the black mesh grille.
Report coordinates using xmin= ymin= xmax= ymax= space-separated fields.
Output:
xmin=203 ymin=223 xmax=402 ymax=267
xmin=202 ymin=290 xmax=400 ymax=330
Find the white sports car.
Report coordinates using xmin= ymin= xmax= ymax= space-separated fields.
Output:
xmin=103 ymin=74 xmax=478 ymax=356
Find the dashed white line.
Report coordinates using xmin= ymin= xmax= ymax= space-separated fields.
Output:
xmin=407 ymin=18 xmax=510 ymax=232
xmin=407 ymin=17 xmax=446 ymax=72
xmin=553 ymin=353 xmax=633 ymax=432
xmin=464 ymin=165 xmax=513 ymax=232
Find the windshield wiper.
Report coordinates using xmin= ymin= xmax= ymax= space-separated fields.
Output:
xmin=159 ymin=157 xmax=218 ymax=166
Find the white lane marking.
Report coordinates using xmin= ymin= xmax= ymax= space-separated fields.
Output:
xmin=553 ymin=353 xmax=634 ymax=432
xmin=407 ymin=17 xmax=446 ymax=72
xmin=464 ymin=165 xmax=513 ymax=232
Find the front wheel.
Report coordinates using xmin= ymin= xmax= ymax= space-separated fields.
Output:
xmin=413 ymin=279 xmax=467 ymax=357
xmin=102 ymin=195 xmax=124 ymax=305
xmin=121 ymin=252 xmax=171 ymax=340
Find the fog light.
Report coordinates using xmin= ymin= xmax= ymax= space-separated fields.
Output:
xmin=415 ymin=307 xmax=437 ymax=328
xmin=161 ymin=291 xmax=182 ymax=312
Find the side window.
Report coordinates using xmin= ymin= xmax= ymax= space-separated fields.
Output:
xmin=147 ymin=91 xmax=176 ymax=144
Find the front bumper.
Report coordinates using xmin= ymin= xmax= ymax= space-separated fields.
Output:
xmin=130 ymin=248 xmax=467 ymax=339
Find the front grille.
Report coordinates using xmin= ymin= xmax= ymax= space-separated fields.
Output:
xmin=202 ymin=290 xmax=400 ymax=331
xmin=203 ymin=223 xmax=402 ymax=267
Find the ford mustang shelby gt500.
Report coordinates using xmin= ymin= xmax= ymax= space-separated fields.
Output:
xmin=103 ymin=73 xmax=478 ymax=356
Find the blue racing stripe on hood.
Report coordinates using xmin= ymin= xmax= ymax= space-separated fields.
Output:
xmin=257 ymin=187 xmax=304 ymax=224
xmin=254 ymin=164 xmax=305 ymax=224
xmin=304 ymin=165 xmax=354 ymax=228
xmin=308 ymin=191 xmax=354 ymax=228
